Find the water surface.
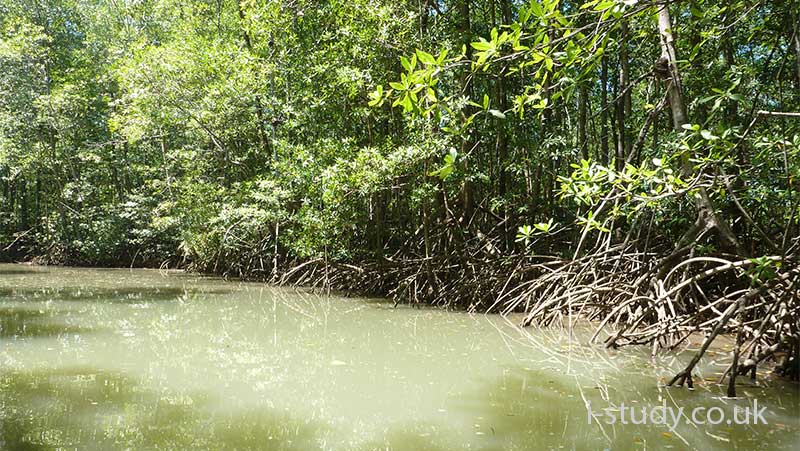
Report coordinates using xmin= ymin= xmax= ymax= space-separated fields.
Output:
xmin=1 ymin=264 xmax=797 ymax=449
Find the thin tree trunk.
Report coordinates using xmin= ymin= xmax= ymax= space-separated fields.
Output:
xmin=497 ymin=0 xmax=513 ymax=249
xmin=793 ymin=11 xmax=800 ymax=91
xmin=457 ymin=0 xmax=474 ymax=224
xmin=610 ymin=62 xmax=619 ymax=166
xmin=420 ymin=0 xmax=431 ymax=36
xmin=618 ymin=20 xmax=631 ymax=169
xmin=600 ymin=55 xmax=610 ymax=165
xmin=723 ymin=31 xmax=740 ymax=125
xmin=237 ymin=3 xmax=271 ymax=157
xmin=657 ymin=7 xmax=687 ymax=129
xmin=579 ymin=84 xmax=589 ymax=160
xmin=19 ymin=179 xmax=28 ymax=231
xmin=657 ymin=3 xmax=741 ymax=253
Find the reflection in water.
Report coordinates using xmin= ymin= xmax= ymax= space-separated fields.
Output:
xmin=0 ymin=286 xmax=232 ymax=304
xmin=0 ymin=307 xmax=93 ymax=338
xmin=0 ymin=268 xmax=45 ymax=276
xmin=0 ymin=368 xmax=323 ymax=450
xmin=0 ymin=264 xmax=798 ymax=450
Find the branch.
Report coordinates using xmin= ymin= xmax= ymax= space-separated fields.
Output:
xmin=757 ymin=110 xmax=800 ymax=118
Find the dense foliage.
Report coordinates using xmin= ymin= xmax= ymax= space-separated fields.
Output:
xmin=0 ymin=0 xmax=797 ymax=269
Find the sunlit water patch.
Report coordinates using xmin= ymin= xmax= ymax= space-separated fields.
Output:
xmin=0 ymin=264 xmax=797 ymax=450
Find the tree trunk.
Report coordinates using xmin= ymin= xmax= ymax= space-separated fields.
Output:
xmin=657 ymin=7 xmax=688 ymax=129
xmin=497 ymin=0 xmax=513 ymax=249
xmin=18 ymin=178 xmax=28 ymax=232
xmin=656 ymin=3 xmax=742 ymax=254
xmin=237 ymin=2 xmax=271 ymax=158
xmin=579 ymin=84 xmax=589 ymax=160
xmin=420 ymin=0 xmax=431 ymax=36
xmin=457 ymin=0 xmax=474 ymax=225
xmin=610 ymin=61 xmax=619 ymax=165
xmin=600 ymin=55 xmax=610 ymax=165
xmin=723 ymin=20 xmax=739 ymax=126
xmin=793 ymin=11 xmax=800 ymax=91
xmin=617 ymin=20 xmax=631 ymax=170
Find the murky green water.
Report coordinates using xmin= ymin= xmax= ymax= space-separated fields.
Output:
xmin=0 ymin=264 xmax=797 ymax=450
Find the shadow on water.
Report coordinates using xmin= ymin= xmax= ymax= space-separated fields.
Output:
xmin=0 ymin=307 xmax=93 ymax=339
xmin=362 ymin=366 xmax=799 ymax=450
xmin=0 ymin=368 xmax=327 ymax=450
xmin=356 ymin=427 xmax=452 ymax=451
xmin=350 ymin=369 xmax=584 ymax=451
xmin=0 ymin=268 xmax=46 ymax=276
xmin=0 ymin=286 xmax=234 ymax=304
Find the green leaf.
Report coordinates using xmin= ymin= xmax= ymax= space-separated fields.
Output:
xmin=400 ymin=94 xmax=413 ymax=112
xmin=426 ymin=87 xmax=437 ymax=102
xmin=429 ymin=148 xmax=458 ymax=180
xmin=530 ymin=2 xmax=544 ymax=18
xmin=681 ymin=123 xmax=700 ymax=131
xmin=437 ymin=49 xmax=449 ymax=64
xmin=593 ymin=0 xmax=615 ymax=11
xmin=416 ymin=49 xmax=437 ymax=65
xmin=700 ymin=130 xmax=718 ymax=140
xmin=400 ymin=56 xmax=411 ymax=71
xmin=471 ymin=40 xmax=493 ymax=51
xmin=445 ymin=148 xmax=457 ymax=164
